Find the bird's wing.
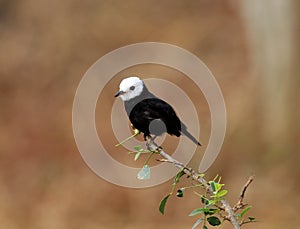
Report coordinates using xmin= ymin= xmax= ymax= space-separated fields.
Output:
xmin=142 ymin=98 xmax=180 ymax=120
xmin=130 ymin=98 xmax=182 ymax=136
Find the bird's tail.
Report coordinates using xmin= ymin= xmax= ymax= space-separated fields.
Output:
xmin=181 ymin=128 xmax=202 ymax=146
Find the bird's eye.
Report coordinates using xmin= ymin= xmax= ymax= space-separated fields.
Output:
xmin=129 ymin=86 xmax=135 ymax=90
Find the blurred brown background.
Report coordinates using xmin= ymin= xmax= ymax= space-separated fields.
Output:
xmin=1 ymin=0 xmax=299 ymax=228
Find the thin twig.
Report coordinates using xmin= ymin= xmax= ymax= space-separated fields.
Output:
xmin=233 ymin=175 xmax=254 ymax=212
xmin=240 ymin=175 xmax=254 ymax=202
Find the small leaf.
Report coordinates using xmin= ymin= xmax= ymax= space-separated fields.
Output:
xmin=174 ymin=170 xmax=185 ymax=184
xmin=208 ymin=199 xmax=217 ymax=206
xmin=203 ymin=226 xmax=208 ymax=229
xmin=134 ymin=151 xmax=142 ymax=161
xmin=159 ymin=194 xmax=170 ymax=214
xmin=248 ymin=216 xmax=255 ymax=221
xmin=207 ymin=216 xmax=221 ymax=226
xmin=176 ymin=189 xmax=184 ymax=198
xmin=207 ymin=208 xmax=218 ymax=215
xmin=216 ymin=189 xmax=227 ymax=197
xmin=240 ymin=206 xmax=252 ymax=217
xmin=210 ymin=181 xmax=216 ymax=192
xmin=211 ymin=189 xmax=228 ymax=198
xmin=201 ymin=196 xmax=209 ymax=205
xmin=209 ymin=181 xmax=224 ymax=194
xmin=189 ymin=208 xmax=205 ymax=216
xmin=214 ymin=184 xmax=223 ymax=193
xmin=191 ymin=218 xmax=203 ymax=229
xmin=203 ymin=207 xmax=216 ymax=216
xmin=134 ymin=145 xmax=141 ymax=151
xmin=137 ymin=165 xmax=150 ymax=180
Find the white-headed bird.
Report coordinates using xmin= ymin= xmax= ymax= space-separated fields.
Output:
xmin=114 ymin=76 xmax=201 ymax=146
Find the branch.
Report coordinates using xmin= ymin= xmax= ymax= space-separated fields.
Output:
xmin=233 ymin=175 xmax=254 ymax=212
xmin=147 ymin=141 xmax=241 ymax=229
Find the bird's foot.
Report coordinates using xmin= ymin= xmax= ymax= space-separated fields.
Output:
xmin=146 ymin=143 xmax=162 ymax=153
xmin=154 ymin=145 xmax=163 ymax=153
xmin=146 ymin=136 xmax=162 ymax=153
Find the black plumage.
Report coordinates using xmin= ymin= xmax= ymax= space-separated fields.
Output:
xmin=115 ymin=77 xmax=201 ymax=146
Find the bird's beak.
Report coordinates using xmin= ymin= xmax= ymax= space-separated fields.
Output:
xmin=114 ymin=90 xmax=125 ymax=97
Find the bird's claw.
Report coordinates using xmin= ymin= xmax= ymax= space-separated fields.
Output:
xmin=146 ymin=140 xmax=162 ymax=153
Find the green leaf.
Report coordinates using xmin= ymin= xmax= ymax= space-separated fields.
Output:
xmin=189 ymin=208 xmax=206 ymax=216
xmin=189 ymin=208 xmax=217 ymax=217
xmin=207 ymin=216 xmax=221 ymax=226
xmin=191 ymin=218 xmax=203 ymax=229
xmin=215 ymin=183 xmax=224 ymax=193
xmin=209 ymin=181 xmax=224 ymax=194
xmin=159 ymin=194 xmax=170 ymax=214
xmin=207 ymin=209 xmax=218 ymax=215
xmin=134 ymin=151 xmax=142 ymax=161
xmin=202 ymin=208 xmax=218 ymax=216
xmin=203 ymin=226 xmax=208 ymax=229
xmin=208 ymin=199 xmax=217 ymax=206
xmin=174 ymin=170 xmax=185 ymax=184
xmin=134 ymin=145 xmax=141 ymax=151
xmin=201 ymin=196 xmax=209 ymax=205
xmin=216 ymin=189 xmax=227 ymax=197
xmin=176 ymin=189 xmax=184 ymax=198
xmin=210 ymin=181 xmax=216 ymax=192
xmin=211 ymin=189 xmax=228 ymax=198
xmin=248 ymin=216 xmax=255 ymax=221
xmin=240 ymin=206 xmax=252 ymax=217
xmin=198 ymin=173 xmax=205 ymax=178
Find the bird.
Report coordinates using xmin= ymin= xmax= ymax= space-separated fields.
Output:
xmin=114 ymin=76 xmax=201 ymax=146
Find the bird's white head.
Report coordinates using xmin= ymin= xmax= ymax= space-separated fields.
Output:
xmin=114 ymin=76 xmax=144 ymax=101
